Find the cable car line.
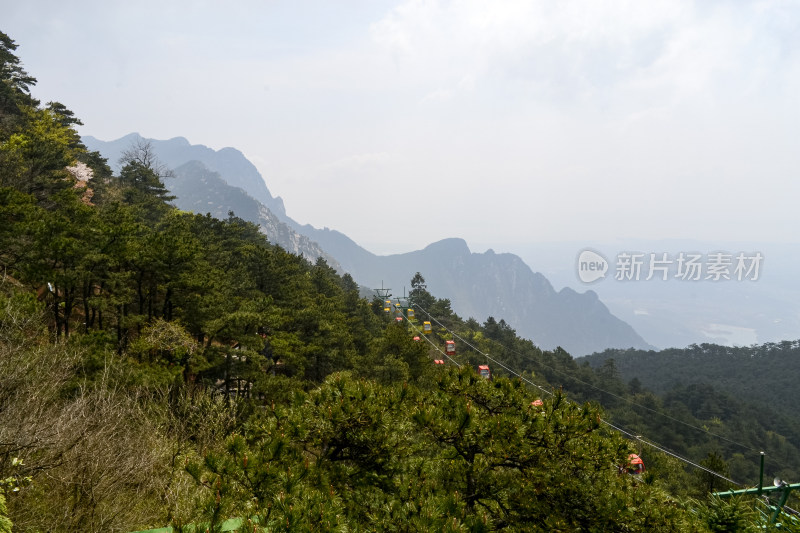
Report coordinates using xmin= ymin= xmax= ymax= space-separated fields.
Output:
xmin=412 ymin=304 xmax=552 ymax=397
xmin=413 ymin=302 xmax=758 ymax=455
xmin=496 ymin=344 xmax=759 ymax=453
xmin=410 ymin=302 xmax=751 ymax=486
xmin=503 ymin=344 xmax=757 ymax=454
xmin=603 ymin=419 xmax=744 ymax=487
xmin=399 ymin=309 xmax=461 ymax=367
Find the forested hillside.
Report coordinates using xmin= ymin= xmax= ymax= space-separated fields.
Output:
xmin=583 ymin=342 xmax=800 ymax=413
xmin=582 ymin=343 xmax=800 ymax=478
xmin=0 ymin=30 xmax=795 ymax=532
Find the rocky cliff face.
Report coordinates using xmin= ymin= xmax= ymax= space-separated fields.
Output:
xmin=169 ymin=161 xmax=340 ymax=269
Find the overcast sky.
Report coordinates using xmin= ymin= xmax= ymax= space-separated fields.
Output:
xmin=4 ymin=0 xmax=799 ymax=254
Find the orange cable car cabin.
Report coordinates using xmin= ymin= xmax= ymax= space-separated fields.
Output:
xmin=478 ymin=365 xmax=491 ymax=380
xmin=445 ymin=340 xmax=456 ymax=355
xmin=627 ymin=453 xmax=645 ymax=475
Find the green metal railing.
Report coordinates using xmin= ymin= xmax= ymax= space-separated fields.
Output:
xmin=714 ymin=452 xmax=800 ymax=526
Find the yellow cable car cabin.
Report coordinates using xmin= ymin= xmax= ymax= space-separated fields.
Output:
xmin=384 ymin=300 xmax=391 ymax=313
xmin=407 ymin=309 xmax=415 ymax=320
xmin=423 ymin=321 xmax=432 ymax=334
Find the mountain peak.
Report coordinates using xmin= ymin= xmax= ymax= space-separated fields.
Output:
xmin=423 ymin=238 xmax=470 ymax=256
xmin=166 ymin=136 xmax=191 ymax=146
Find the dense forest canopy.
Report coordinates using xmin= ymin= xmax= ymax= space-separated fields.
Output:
xmin=1 ymin=30 xmax=797 ymax=532
xmin=583 ymin=342 xmax=800 ymax=417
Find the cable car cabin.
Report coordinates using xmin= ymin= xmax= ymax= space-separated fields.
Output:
xmin=407 ymin=309 xmax=415 ymax=320
xmin=434 ymin=359 xmax=445 ymax=365
xmin=413 ymin=336 xmax=420 ymax=341
xmin=384 ymin=300 xmax=392 ymax=313
xmin=478 ymin=365 xmax=492 ymax=380
xmin=395 ymin=317 xmax=403 ymax=322
xmin=445 ymin=340 xmax=456 ymax=355
xmin=627 ymin=454 xmax=645 ymax=475
xmin=423 ymin=321 xmax=432 ymax=334
xmin=531 ymin=399 xmax=543 ymax=407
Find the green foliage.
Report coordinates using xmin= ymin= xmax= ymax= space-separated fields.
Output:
xmin=182 ymin=370 xmax=705 ymax=531
xmin=694 ymin=495 xmax=759 ymax=533
xmin=409 ymin=271 xmax=435 ymax=311
xmin=0 ymin=187 xmax=39 ymax=272
xmin=582 ymin=344 xmax=800 ymax=492
xmin=118 ymin=160 xmax=174 ymax=220
xmin=0 ymin=282 xmax=46 ymax=346
xmin=0 ymin=107 xmax=79 ymax=201
xmin=362 ymin=322 xmax=430 ymax=384
xmin=0 ymin=496 xmax=9 ymax=533
xmin=0 ymin=31 xmax=788 ymax=531
xmin=0 ymin=30 xmax=37 ymax=125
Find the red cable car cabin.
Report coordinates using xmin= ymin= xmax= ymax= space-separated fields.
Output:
xmin=627 ymin=453 xmax=645 ymax=475
xmin=445 ymin=340 xmax=455 ymax=355
xmin=478 ymin=365 xmax=491 ymax=380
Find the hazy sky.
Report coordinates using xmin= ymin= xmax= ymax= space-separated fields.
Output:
xmin=4 ymin=0 xmax=799 ymax=253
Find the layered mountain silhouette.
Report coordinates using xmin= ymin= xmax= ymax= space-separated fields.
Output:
xmin=83 ymin=134 xmax=650 ymax=355
xmin=83 ymin=133 xmax=287 ymax=217
xmin=294 ymin=234 xmax=648 ymax=355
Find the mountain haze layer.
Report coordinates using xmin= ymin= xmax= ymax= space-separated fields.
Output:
xmin=84 ymin=134 xmax=650 ymax=356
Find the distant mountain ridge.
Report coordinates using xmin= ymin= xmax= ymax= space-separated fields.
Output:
xmin=83 ymin=134 xmax=336 ymax=263
xmin=83 ymin=133 xmax=287 ymax=217
xmin=83 ymin=133 xmax=650 ymax=356
xmin=169 ymin=161 xmax=341 ymax=268
xmin=308 ymin=236 xmax=649 ymax=355
xmin=256 ymin=218 xmax=650 ymax=355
